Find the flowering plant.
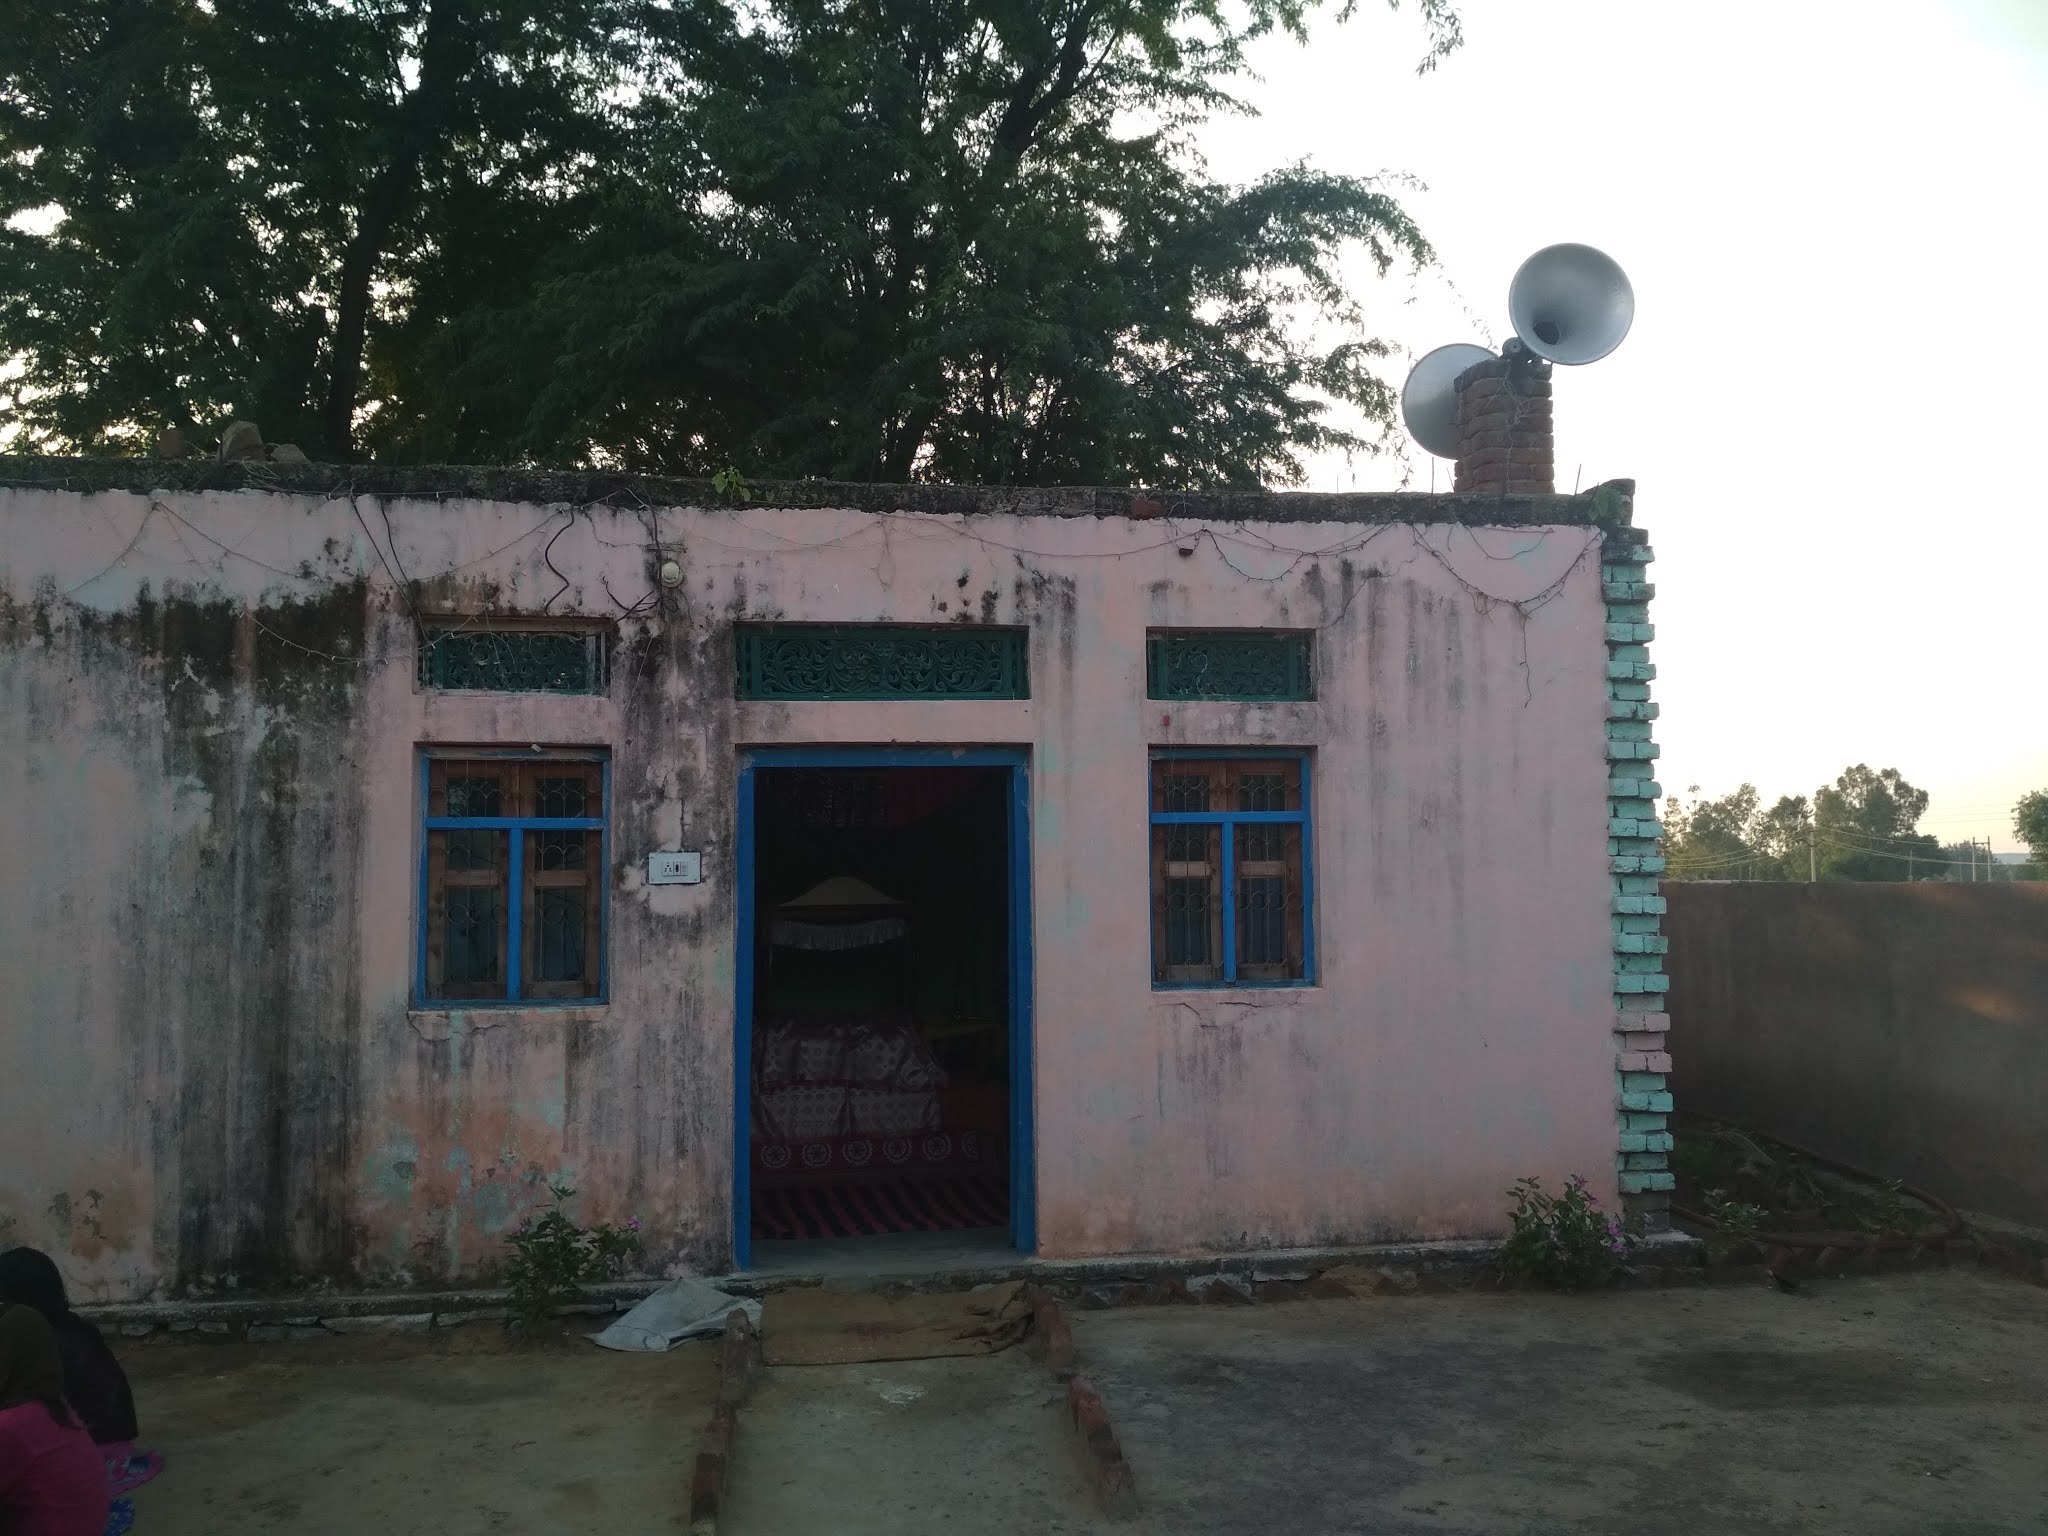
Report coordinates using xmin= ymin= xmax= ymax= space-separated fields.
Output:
xmin=1498 ymin=1175 xmax=1635 ymax=1291
xmin=502 ymin=1179 xmax=644 ymax=1336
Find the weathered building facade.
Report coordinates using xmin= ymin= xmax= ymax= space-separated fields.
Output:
xmin=0 ymin=460 xmax=1669 ymax=1301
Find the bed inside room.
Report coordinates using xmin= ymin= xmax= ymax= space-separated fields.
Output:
xmin=747 ymin=766 xmax=1012 ymax=1244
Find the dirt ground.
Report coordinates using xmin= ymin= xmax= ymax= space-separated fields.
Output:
xmin=1075 ymin=1268 xmax=2048 ymax=1536
xmin=114 ymin=1322 xmax=716 ymax=1536
xmin=721 ymin=1348 xmax=1102 ymax=1536
xmin=108 ymin=1269 xmax=2048 ymax=1536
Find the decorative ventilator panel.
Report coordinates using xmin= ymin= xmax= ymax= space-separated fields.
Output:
xmin=735 ymin=625 xmax=1029 ymax=700
xmin=421 ymin=628 xmax=607 ymax=694
xmin=1146 ymin=630 xmax=1313 ymax=702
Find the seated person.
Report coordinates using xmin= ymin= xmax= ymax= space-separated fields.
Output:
xmin=0 ymin=1304 xmax=111 ymax=1536
xmin=0 ymin=1255 xmax=153 ymax=1498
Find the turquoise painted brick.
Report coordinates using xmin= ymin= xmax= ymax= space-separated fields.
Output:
xmin=1619 ymin=1091 xmax=1675 ymax=1113
xmin=1619 ymin=1132 xmax=1651 ymax=1153
xmin=1618 ymin=1169 xmax=1676 ymax=1194
xmin=1614 ymin=914 xmax=1662 ymax=934
xmin=1614 ymin=875 xmax=1659 ymax=896
xmin=1607 ymin=777 xmax=1662 ymax=800
xmin=1616 ymin=953 xmax=1668 ymax=974
xmin=1620 ymin=1071 xmax=1667 ymax=1093
xmin=1605 ymin=601 xmax=1650 ymax=625
xmin=1613 ymin=972 xmax=1671 ymax=994
xmin=1605 ymin=661 xmax=1656 ymax=682
xmin=1609 ymin=643 xmax=1650 ymax=664
xmin=1609 ymin=682 xmax=1652 ymax=702
xmin=1605 ymin=741 xmax=1661 ymax=762
xmin=1622 ymin=1112 xmax=1667 ymax=1133
xmin=1608 ymin=797 xmax=1658 ymax=819
xmin=1609 ymin=819 xmax=1651 ymax=838
xmin=1643 ymin=1132 xmax=1674 ymax=1153
xmin=1604 ymin=621 xmax=1655 ymax=643
xmin=1607 ymin=700 xmax=1660 ymax=722
xmin=1614 ymin=933 xmax=1669 ymax=954
xmin=1601 ymin=580 xmax=1655 ymax=602
xmin=1609 ymin=854 xmax=1667 ymax=874
xmin=1612 ymin=895 xmax=1668 ymax=915
xmin=1621 ymin=1152 xmax=1669 ymax=1172
xmin=1607 ymin=719 xmax=1651 ymax=742
xmin=1614 ymin=544 xmax=1653 ymax=564
xmin=1599 ymin=564 xmax=1634 ymax=582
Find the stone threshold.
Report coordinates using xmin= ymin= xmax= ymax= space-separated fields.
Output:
xmin=80 ymin=1231 xmax=1705 ymax=1337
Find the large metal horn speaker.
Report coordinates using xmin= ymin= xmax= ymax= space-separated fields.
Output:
xmin=1399 ymin=342 xmax=1496 ymax=458
xmin=1506 ymin=243 xmax=1634 ymax=365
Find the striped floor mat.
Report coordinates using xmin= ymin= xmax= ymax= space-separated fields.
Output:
xmin=752 ymin=1175 xmax=1009 ymax=1240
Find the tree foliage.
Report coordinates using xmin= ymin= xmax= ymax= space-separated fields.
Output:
xmin=2016 ymin=789 xmax=2048 ymax=870
xmin=1664 ymin=765 xmax=1945 ymax=882
xmin=1 ymin=0 xmax=1460 ymax=481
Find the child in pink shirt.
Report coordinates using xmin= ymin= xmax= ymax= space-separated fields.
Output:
xmin=0 ymin=1305 xmax=108 ymax=1536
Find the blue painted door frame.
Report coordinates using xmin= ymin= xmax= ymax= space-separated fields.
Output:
xmin=732 ymin=746 xmax=1036 ymax=1271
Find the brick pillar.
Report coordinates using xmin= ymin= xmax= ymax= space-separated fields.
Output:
xmin=1451 ymin=354 xmax=1554 ymax=495
xmin=1598 ymin=485 xmax=1673 ymax=1231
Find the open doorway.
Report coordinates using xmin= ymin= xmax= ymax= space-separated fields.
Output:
xmin=736 ymin=754 xmax=1030 ymax=1266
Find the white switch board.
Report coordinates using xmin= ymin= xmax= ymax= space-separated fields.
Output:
xmin=647 ymin=850 xmax=703 ymax=886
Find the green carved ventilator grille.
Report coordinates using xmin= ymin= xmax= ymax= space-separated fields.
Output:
xmin=735 ymin=625 xmax=1029 ymax=700
xmin=422 ymin=629 xmax=606 ymax=693
xmin=1146 ymin=630 xmax=1313 ymax=702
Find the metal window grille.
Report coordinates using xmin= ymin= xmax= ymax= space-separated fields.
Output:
xmin=1145 ymin=631 xmax=1313 ymax=702
xmin=1149 ymin=756 xmax=1311 ymax=987
xmin=422 ymin=629 xmax=607 ymax=694
xmin=735 ymin=625 xmax=1029 ymax=700
xmin=420 ymin=754 xmax=608 ymax=1005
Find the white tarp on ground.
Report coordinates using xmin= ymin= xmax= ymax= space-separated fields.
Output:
xmin=591 ymin=1277 xmax=762 ymax=1352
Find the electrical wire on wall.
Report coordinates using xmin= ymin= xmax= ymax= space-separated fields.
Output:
xmin=31 ymin=470 xmax=1625 ymax=688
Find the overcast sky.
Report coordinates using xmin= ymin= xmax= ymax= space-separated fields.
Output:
xmin=1200 ymin=0 xmax=2047 ymax=849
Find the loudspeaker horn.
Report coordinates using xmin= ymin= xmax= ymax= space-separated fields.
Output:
xmin=1506 ymin=243 xmax=1634 ymax=365
xmin=1400 ymin=343 xmax=1496 ymax=458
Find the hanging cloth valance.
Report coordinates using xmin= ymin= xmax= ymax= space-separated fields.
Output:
xmin=768 ymin=875 xmax=908 ymax=951
xmin=768 ymin=915 xmax=909 ymax=951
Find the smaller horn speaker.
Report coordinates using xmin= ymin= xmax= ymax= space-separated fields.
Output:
xmin=1400 ymin=343 xmax=1496 ymax=458
xmin=1506 ymin=243 xmax=1634 ymax=365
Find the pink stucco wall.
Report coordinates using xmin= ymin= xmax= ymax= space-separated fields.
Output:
xmin=0 ymin=479 xmax=1620 ymax=1299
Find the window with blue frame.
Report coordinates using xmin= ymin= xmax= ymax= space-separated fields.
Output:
xmin=420 ymin=753 xmax=608 ymax=1004
xmin=1150 ymin=755 xmax=1311 ymax=986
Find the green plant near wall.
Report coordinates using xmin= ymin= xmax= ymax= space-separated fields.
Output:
xmin=501 ymin=1180 xmax=643 ymax=1337
xmin=1498 ymin=1175 xmax=1638 ymax=1291
xmin=1701 ymin=1188 xmax=1766 ymax=1260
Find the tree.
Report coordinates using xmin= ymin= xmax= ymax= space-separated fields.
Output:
xmin=1663 ymin=784 xmax=1785 ymax=881
xmin=1810 ymin=764 xmax=1942 ymax=881
xmin=1755 ymin=794 xmax=1811 ymax=870
xmin=2017 ymin=790 xmax=2048 ymax=870
xmin=1 ymin=0 xmax=659 ymax=461
xmin=2 ymin=0 xmax=1463 ymax=481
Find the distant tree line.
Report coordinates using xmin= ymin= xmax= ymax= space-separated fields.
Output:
xmin=1663 ymin=766 xmax=2045 ymax=883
